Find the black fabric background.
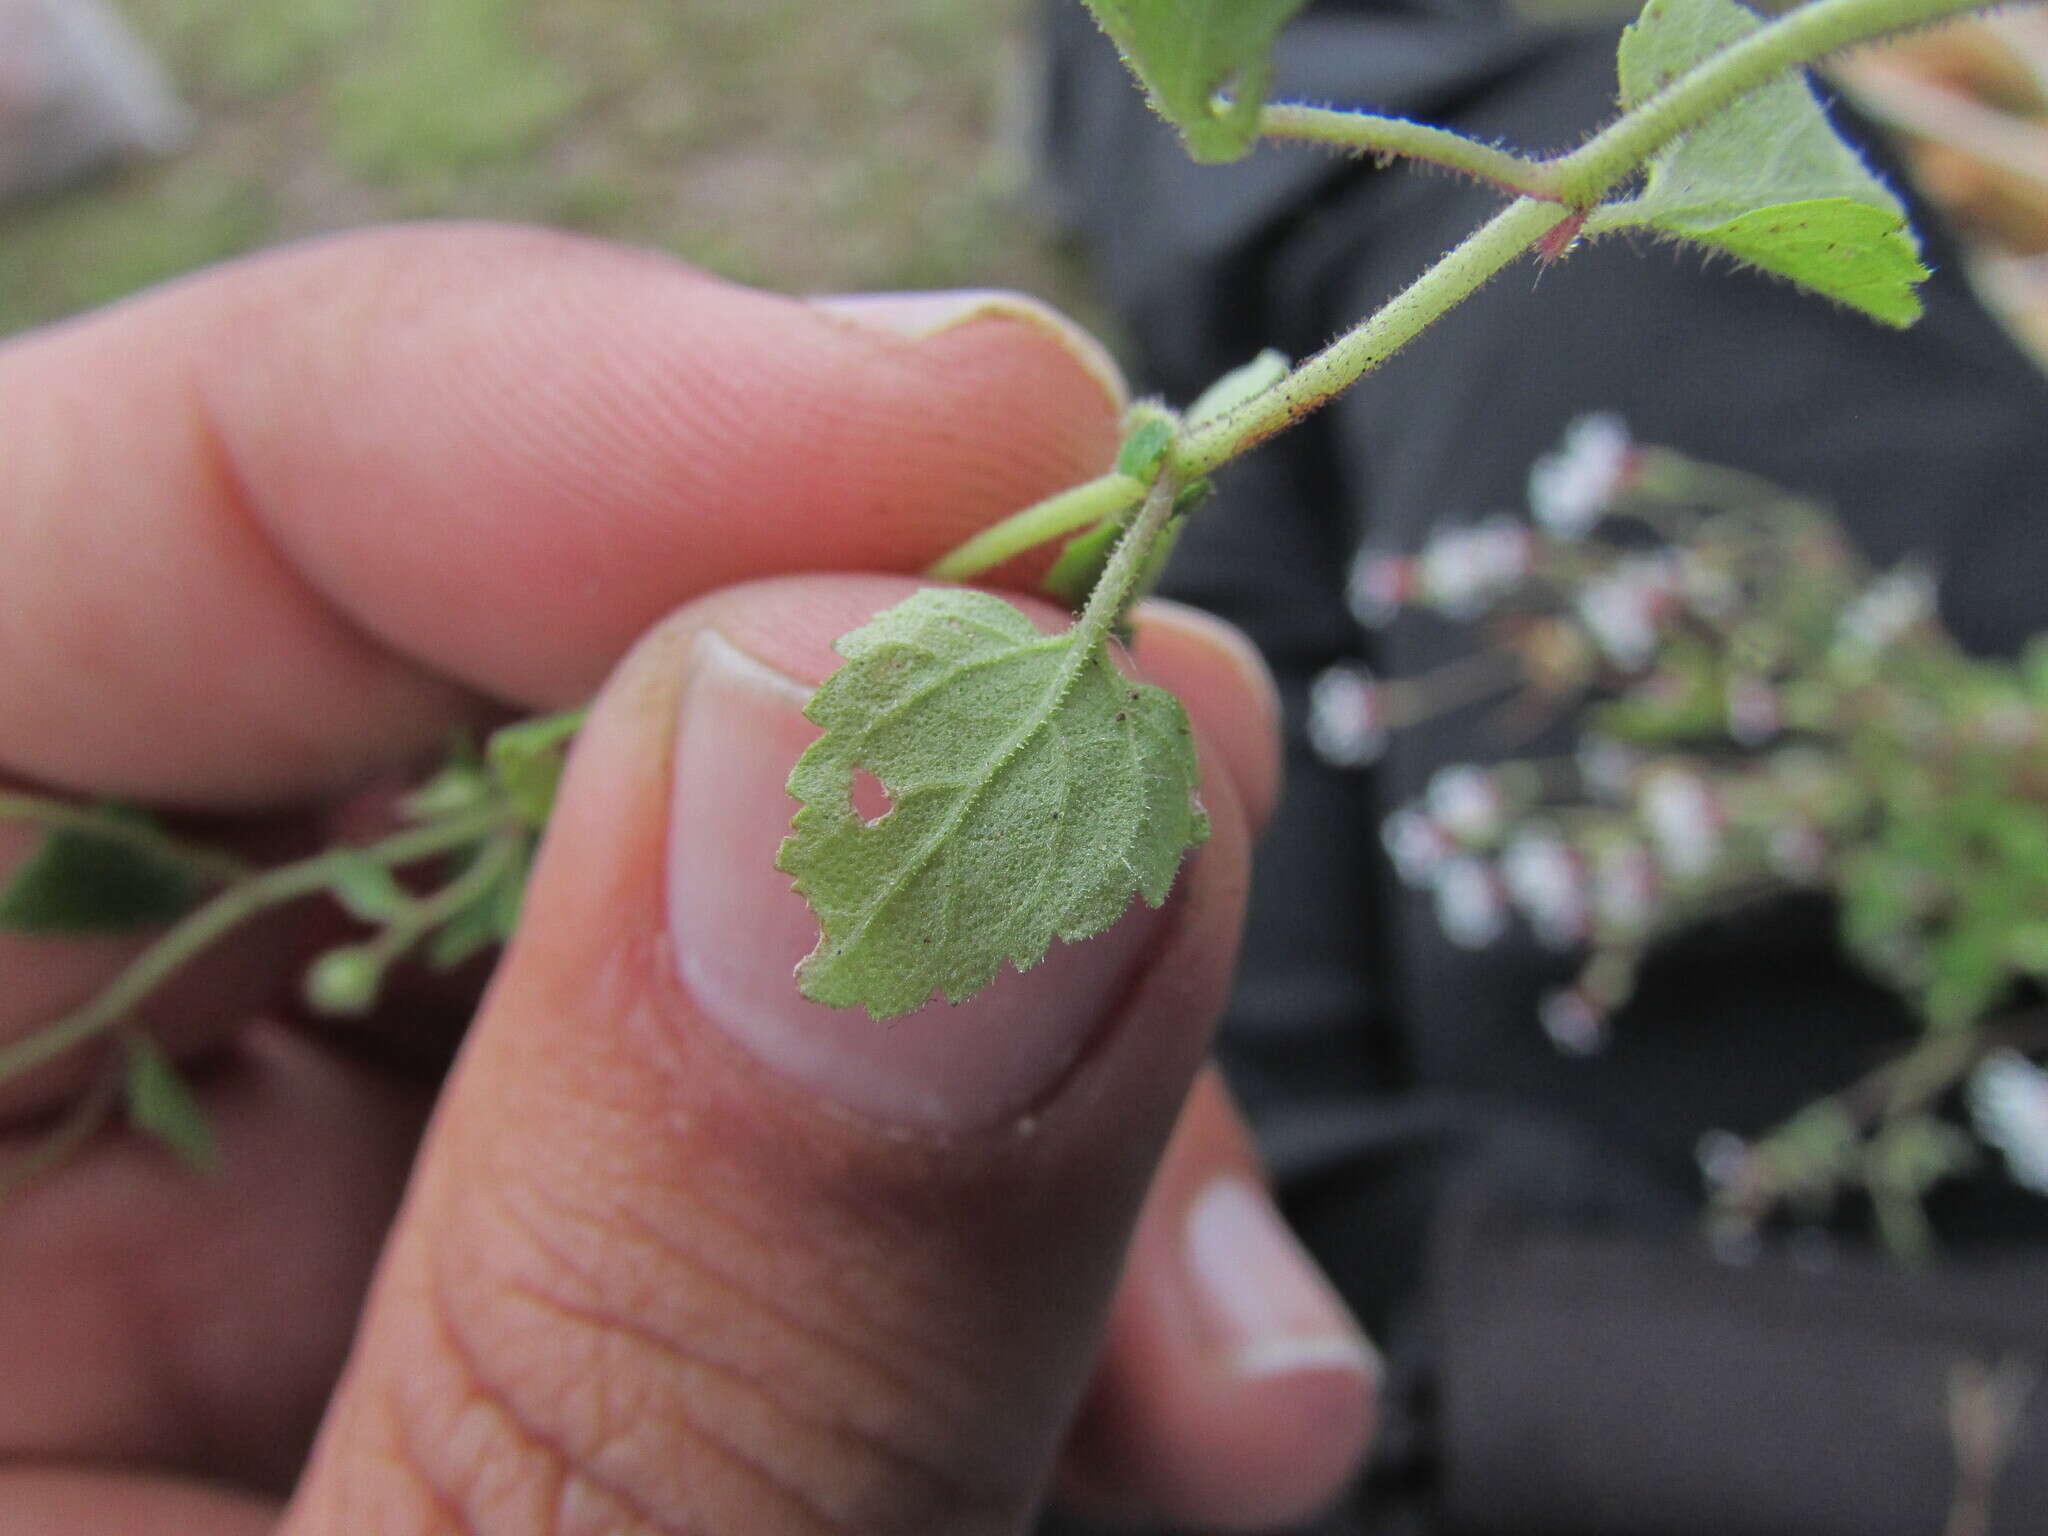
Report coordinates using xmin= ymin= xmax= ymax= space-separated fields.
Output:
xmin=1036 ymin=3 xmax=2048 ymax=1532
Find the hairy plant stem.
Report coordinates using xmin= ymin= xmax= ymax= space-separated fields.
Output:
xmin=925 ymin=471 xmax=1146 ymax=583
xmin=1166 ymin=0 xmax=1995 ymax=483
xmin=1077 ymin=473 xmax=1182 ymax=642
xmin=1255 ymin=104 xmax=1560 ymax=198
xmin=0 ymin=805 xmax=508 ymax=1087
xmin=1173 ymin=197 xmax=1567 ymax=478
xmin=0 ymin=793 xmax=253 ymax=884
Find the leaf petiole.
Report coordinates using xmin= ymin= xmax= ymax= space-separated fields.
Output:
xmin=1254 ymin=104 xmax=1560 ymax=198
xmin=926 ymin=470 xmax=1147 ymax=582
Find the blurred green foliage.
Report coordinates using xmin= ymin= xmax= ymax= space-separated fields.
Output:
xmin=0 ymin=0 xmax=1082 ymax=335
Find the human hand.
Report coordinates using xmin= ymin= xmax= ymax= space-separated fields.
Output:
xmin=0 ymin=226 xmax=1376 ymax=1534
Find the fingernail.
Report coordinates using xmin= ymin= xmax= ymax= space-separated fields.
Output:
xmin=667 ymin=630 xmax=1169 ymax=1134
xmin=1185 ymin=1177 xmax=1382 ymax=1382
xmin=809 ymin=289 xmax=1127 ymax=411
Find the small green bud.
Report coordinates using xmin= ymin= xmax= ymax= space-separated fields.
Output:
xmin=305 ymin=945 xmax=384 ymax=1016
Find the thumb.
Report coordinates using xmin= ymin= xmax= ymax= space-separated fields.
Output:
xmin=283 ymin=574 xmax=1262 ymax=1535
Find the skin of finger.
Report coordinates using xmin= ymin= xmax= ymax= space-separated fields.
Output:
xmin=0 ymin=1022 xmax=431 ymax=1492
xmin=1126 ymin=601 xmax=1281 ymax=838
xmin=282 ymin=573 xmax=1258 ymax=1535
xmin=1056 ymin=1071 xmax=1375 ymax=1528
xmin=0 ymin=1468 xmax=277 ymax=1536
xmin=0 ymin=223 xmax=1122 ymax=806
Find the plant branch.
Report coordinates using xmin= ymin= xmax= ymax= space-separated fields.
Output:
xmin=1172 ymin=197 xmax=1568 ymax=478
xmin=0 ymin=793 xmax=253 ymax=885
xmin=926 ymin=471 xmax=1146 ymax=582
xmin=1076 ymin=473 xmax=1182 ymax=643
xmin=360 ymin=829 xmax=524 ymax=967
xmin=1550 ymin=0 xmax=1999 ymax=206
xmin=0 ymin=806 xmax=507 ymax=1087
xmin=1256 ymin=104 xmax=1560 ymax=198
xmin=1173 ymin=0 xmax=1997 ymax=484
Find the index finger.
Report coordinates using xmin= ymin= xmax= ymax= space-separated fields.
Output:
xmin=0 ymin=223 xmax=1124 ymax=805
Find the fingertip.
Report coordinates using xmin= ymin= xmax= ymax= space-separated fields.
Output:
xmin=1061 ymin=1073 xmax=1377 ymax=1528
xmin=1129 ymin=601 xmax=1283 ymax=835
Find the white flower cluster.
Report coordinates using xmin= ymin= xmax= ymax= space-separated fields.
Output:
xmin=1417 ymin=516 xmax=1535 ymax=620
xmin=1383 ymin=765 xmax=1676 ymax=970
xmin=1527 ymin=412 xmax=1634 ymax=540
xmin=1640 ymin=767 xmax=1724 ymax=882
xmin=1574 ymin=552 xmax=1682 ymax=673
xmin=1835 ymin=564 xmax=1937 ymax=659
xmin=1347 ymin=515 xmax=1534 ymax=627
xmin=1969 ymin=1051 xmax=2048 ymax=1195
xmin=1306 ymin=662 xmax=1386 ymax=768
xmin=1346 ymin=549 xmax=1412 ymax=629
xmin=1501 ymin=826 xmax=1586 ymax=949
xmin=1539 ymin=986 xmax=1607 ymax=1055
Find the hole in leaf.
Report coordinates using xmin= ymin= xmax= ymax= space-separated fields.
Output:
xmin=849 ymin=766 xmax=895 ymax=826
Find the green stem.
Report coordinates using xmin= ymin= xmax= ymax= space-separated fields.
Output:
xmin=1172 ymin=198 xmax=1567 ymax=479
xmin=0 ymin=794 xmax=253 ymax=885
xmin=1075 ymin=474 xmax=1181 ymax=644
xmin=362 ymin=830 xmax=524 ymax=966
xmin=1549 ymin=0 xmax=1995 ymax=206
xmin=0 ymin=806 xmax=506 ymax=1086
xmin=926 ymin=472 xmax=1146 ymax=582
xmin=1176 ymin=0 xmax=1991 ymax=483
xmin=1256 ymin=104 xmax=1558 ymax=198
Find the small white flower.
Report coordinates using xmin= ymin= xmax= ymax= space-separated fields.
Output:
xmin=1307 ymin=663 xmax=1386 ymax=767
xmin=1528 ymin=413 xmax=1632 ymax=540
xmin=1346 ymin=550 xmax=1414 ymax=628
xmin=1695 ymin=1129 xmax=1753 ymax=1191
xmin=1836 ymin=564 xmax=1937 ymax=657
xmin=1574 ymin=553 xmax=1678 ymax=673
xmin=1641 ymin=767 xmax=1723 ymax=881
xmin=1433 ymin=856 xmax=1508 ymax=949
xmin=1725 ymin=675 xmax=1781 ymax=747
xmin=1382 ymin=806 xmax=1454 ymax=887
xmin=1417 ymin=515 xmax=1533 ymax=620
xmin=1576 ymin=737 xmax=1637 ymax=801
xmin=1502 ymin=826 xmax=1587 ymax=949
xmin=1590 ymin=839 xmax=1660 ymax=939
xmin=1969 ymin=1051 xmax=2048 ymax=1195
xmin=1540 ymin=986 xmax=1608 ymax=1055
xmin=1425 ymin=765 xmax=1506 ymax=844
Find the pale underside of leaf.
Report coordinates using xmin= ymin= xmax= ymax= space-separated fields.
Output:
xmin=1079 ymin=0 xmax=1313 ymax=163
xmin=1592 ymin=0 xmax=1927 ymax=326
xmin=779 ymin=588 xmax=1208 ymax=1019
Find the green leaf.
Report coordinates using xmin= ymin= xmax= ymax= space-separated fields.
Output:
xmin=779 ymin=588 xmax=1209 ymax=1017
xmin=1043 ymin=516 xmax=1125 ymax=609
xmin=1590 ymin=0 xmax=1927 ymax=326
xmin=425 ymin=845 xmax=529 ymax=971
xmin=486 ymin=708 xmax=584 ymax=827
xmin=328 ymin=852 xmax=414 ymax=923
xmin=1079 ymin=0 xmax=1312 ymax=163
xmin=0 ymin=818 xmax=207 ymax=934
xmin=1114 ymin=413 xmax=1176 ymax=480
xmin=1186 ymin=349 xmax=1289 ymax=426
xmin=123 ymin=1035 xmax=218 ymax=1173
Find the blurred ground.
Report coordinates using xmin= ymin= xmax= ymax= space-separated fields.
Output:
xmin=0 ymin=0 xmax=1097 ymax=336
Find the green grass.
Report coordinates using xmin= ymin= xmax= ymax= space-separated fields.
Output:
xmin=0 ymin=0 xmax=1089 ymax=338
